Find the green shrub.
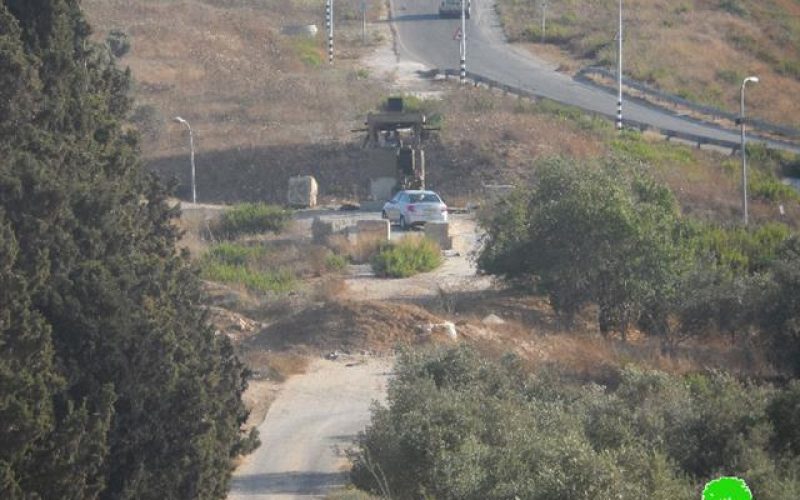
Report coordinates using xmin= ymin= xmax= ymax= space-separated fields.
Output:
xmin=478 ymin=157 xmax=686 ymax=337
xmin=291 ymin=38 xmax=323 ymax=67
xmin=201 ymin=262 xmax=293 ymax=293
xmin=214 ymin=203 xmax=291 ymax=239
xmin=750 ymin=171 xmax=800 ymax=202
xmin=612 ymin=132 xmax=693 ymax=165
xmin=351 ymin=346 xmax=800 ymax=499
xmin=200 ymin=242 xmax=293 ymax=292
xmin=106 ymin=29 xmax=130 ymax=57
xmin=324 ymin=252 xmax=348 ymax=272
xmin=522 ymin=22 xmax=573 ymax=44
xmin=535 ymin=98 xmax=585 ymax=121
xmin=130 ymin=104 xmax=164 ymax=140
xmin=205 ymin=242 xmax=268 ymax=266
xmin=768 ymin=381 xmax=800 ymax=455
xmin=371 ymin=236 xmax=441 ymax=278
xmin=380 ymin=95 xmax=444 ymax=127
xmin=718 ymin=0 xmax=748 ymax=17
xmin=687 ymin=221 xmax=791 ymax=274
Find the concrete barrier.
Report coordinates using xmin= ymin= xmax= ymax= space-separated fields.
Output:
xmin=424 ymin=221 xmax=451 ymax=250
xmin=312 ymin=216 xmax=354 ymax=244
xmin=357 ymin=219 xmax=390 ymax=243
xmin=288 ymin=176 xmax=318 ymax=208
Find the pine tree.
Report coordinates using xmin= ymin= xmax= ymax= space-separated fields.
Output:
xmin=0 ymin=212 xmax=60 ymax=497
xmin=0 ymin=1 xmax=255 ymax=497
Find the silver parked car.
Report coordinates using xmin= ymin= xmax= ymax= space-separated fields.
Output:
xmin=382 ymin=190 xmax=448 ymax=229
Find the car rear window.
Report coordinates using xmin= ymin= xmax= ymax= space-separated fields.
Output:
xmin=409 ymin=193 xmax=441 ymax=203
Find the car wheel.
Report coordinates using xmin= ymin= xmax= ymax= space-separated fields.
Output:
xmin=399 ymin=215 xmax=407 ymax=230
xmin=381 ymin=210 xmax=388 ymax=220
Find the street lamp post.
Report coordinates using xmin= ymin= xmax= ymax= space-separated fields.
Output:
xmin=740 ymin=76 xmax=759 ymax=225
xmin=175 ymin=116 xmax=196 ymax=204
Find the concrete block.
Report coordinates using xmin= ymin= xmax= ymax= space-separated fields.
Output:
xmin=370 ymin=177 xmax=397 ymax=203
xmin=288 ymin=176 xmax=319 ymax=208
xmin=357 ymin=219 xmax=390 ymax=242
xmin=424 ymin=221 xmax=452 ymax=251
xmin=312 ymin=216 xmax=354 ymax=244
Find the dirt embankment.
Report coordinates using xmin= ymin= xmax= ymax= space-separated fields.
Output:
xmin=247 ymin=300 xmax=447 ymax=353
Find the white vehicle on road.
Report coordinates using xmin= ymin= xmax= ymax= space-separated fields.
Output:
xmin=382 ymin=190 xmax=448 ymax=229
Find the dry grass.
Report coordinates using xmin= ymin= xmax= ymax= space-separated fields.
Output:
xmin=496 ymin=0 xmax=800 ymax=127
xmin=312 ymin=276 xmax=350 ymax=302
xmin=240 ymin=349 xmax=311 ymax=382
xmin=83 ymin=0 xmax=386 ymax=177
xmin=84 ymin=1 xmax=798 ymax=230
xmin=532 ymin=332 xmax=773 ymax=379
xmin=246 ymin=300 xmax=449 ymax=353
xmin=327 ymin=233 xmax=383 ymax=264
xmin=450 ymin=289 xmax=777 ymax=380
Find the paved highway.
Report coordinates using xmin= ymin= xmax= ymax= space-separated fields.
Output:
xmin=390 ymin=0 xmax=800 ymax=153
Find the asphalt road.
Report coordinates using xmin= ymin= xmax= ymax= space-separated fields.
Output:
xmin=390 ymin=0 xmax=800 ymax=153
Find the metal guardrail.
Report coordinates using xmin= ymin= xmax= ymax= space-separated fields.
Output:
xmin=439 ymin=68 xmax=777 ymax=152
xmin=575 ymin=66 xmax=800 ymax=140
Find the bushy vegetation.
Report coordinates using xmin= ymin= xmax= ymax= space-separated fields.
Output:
xmin=371 ymin=237 xmax=442 ymax=278
xmin=0 ymin=2 xmax=254 ymax=498
xmin=478 ymin=157 xmax=800 ymax=369
xmin=201 ymin=243 xmax=294 ymax=293
xmin=324 ymin=252 xmax=348 ymax=272
xmin=214 ymin=203 xmax=291 ymax=239
xmin=291 ymin=37 xmax=323 ymax=67
xmin=743 ymin=144 xmax=800 ymax=203
xmin=105 ymin=28 xmax=130 ymax=58
xmin=383 ymin=94 xmax=444 ymax=128
xmin=352 ymin=346 xmax=800 ymax=499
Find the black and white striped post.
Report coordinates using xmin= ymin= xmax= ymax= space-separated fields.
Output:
xmin=616 ymin=0 xmax=623 ymax=130
xmin=460 ymin=0 xmax=466 ymax=83
xmin=326 ymin=0 xmax=334 ymax=65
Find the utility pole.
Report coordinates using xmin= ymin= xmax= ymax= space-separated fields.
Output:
xmin=326 ymin=0 xmax=334 ymax=65
xmin=460 ymin=0 xmax=467 ymax=83
xmin=617 ymin=0 xmax=623 ymax=130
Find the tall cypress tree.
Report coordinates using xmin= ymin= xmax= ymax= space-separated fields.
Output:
xmin=0 ymin=1 xmax=255 ymax=498
xmin=0 ymin=212 xmax=60 ymax=497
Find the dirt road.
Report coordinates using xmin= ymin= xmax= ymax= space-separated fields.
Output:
xmin=228 ymin=357 xmax=391 ymax=499
xmin=345 ymin=215 xmax=492 ymax=302
xmin=229 ymin=215 xmax=487 ymax=498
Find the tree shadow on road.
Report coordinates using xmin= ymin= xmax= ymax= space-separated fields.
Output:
xmin=230 ymin=470 xmax=347 ymax=495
